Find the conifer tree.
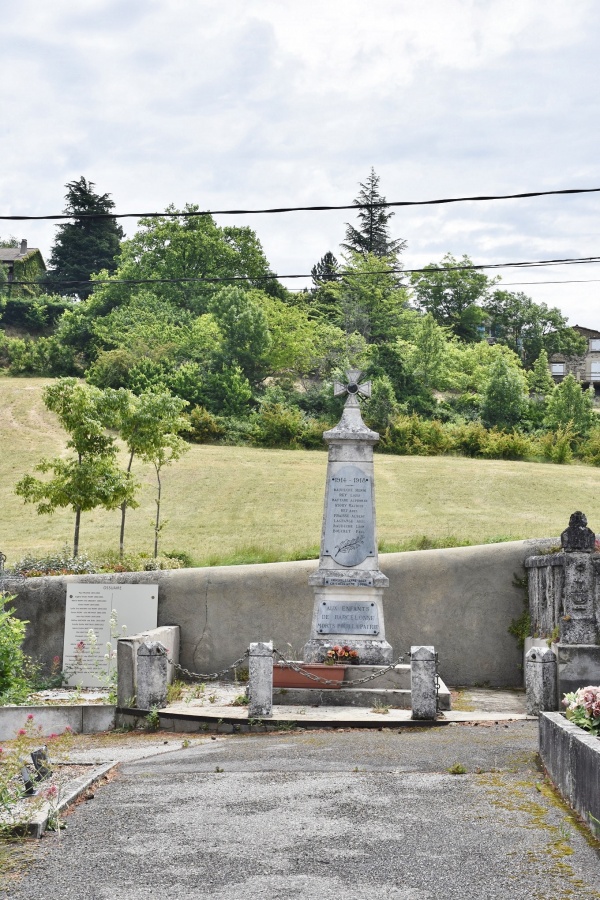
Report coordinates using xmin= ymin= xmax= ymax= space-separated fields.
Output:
xmin=47 ymin=177 xmax=124 ymax=299
xmin=341 ymin=169 xmax=406 ymax=259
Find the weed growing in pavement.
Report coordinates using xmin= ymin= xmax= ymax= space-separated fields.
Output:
xmin=448 ymin=762 xmax=467 ymax=775
xmin=145 ymin=708 xmax=161 ymax=731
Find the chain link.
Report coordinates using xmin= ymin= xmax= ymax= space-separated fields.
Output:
xmin=157 ymin=647 xmax=249 ymax=681
xmin=272 ymin=648 xmax=404 ymax=687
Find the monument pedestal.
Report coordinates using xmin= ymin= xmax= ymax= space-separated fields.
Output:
xmin=302 ymin=370 xmax=393 ymax=667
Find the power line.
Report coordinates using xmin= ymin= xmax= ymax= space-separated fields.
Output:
xmin=9 ymin=253 xmax=600 ymax=289
xmin=2 ymin=186 xmax=600 ymax=221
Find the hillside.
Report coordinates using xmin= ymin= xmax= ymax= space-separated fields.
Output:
xmin=0 ymin=376 xmax=599 ymax=566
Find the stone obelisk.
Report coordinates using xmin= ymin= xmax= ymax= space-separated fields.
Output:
xmin=303 ymin=370 xmax=393 ymax=665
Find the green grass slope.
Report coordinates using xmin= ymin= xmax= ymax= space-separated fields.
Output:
xmin=1 ymin=376 xmax=599 ymax=565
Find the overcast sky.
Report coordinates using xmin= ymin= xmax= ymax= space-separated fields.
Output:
xmin=2 ymin=0 xmax=599 ymax=326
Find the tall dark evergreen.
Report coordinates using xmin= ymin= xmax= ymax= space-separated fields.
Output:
xmin=311 ymin=251 xmax=340 ymax=286
xmin=47 ymin=177 xmax=124 ymax=299
xmin=341 ymin=168 xmax=406 ymax=259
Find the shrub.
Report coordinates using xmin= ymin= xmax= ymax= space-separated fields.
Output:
xmin=383 ymin=414 xmax=453 ymax=456
xmin=538 ymin=425 xmax=576 ymax=464
xmin=579 ymin=426 xmax=600 ymax=467
xmin=187 ymin=406 xmax=226 ymax=444
xmin=449 ymin=421 xmax=488 ymax=457
xmin=0 ymin=595 xmax=29 ymax=704
xmin=252 ymin=402 xmax=305 ymax=448
xmin=12 ymin=548 xmax=96 ymax=577
xmin=297 ymin=418 xmax=329 ymax=450
xmin=480 ymin=429 xmax=533 ymax=461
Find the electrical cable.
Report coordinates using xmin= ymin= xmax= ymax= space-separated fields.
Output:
xmin=9 ymin=253 xmax=600 ymax=288
xmin=2 ymin=186 xmax=600 ymax=221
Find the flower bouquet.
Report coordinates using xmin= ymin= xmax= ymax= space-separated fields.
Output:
xmin=325 ymin=644 xmax=360 ymax=665
xmin=563 ymin=685 xmax=600 ymax=735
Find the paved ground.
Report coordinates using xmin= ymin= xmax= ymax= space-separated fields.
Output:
xmin=4 ymin=720 xmax=600 ymax=900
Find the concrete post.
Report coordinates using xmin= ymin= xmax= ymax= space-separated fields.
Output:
xmin=248 ymin=641 xmax=273 ymax=718
xmin=411 ymin=645 xmax=437 ymax=720
xmin=137 ymin=641 xmax=168 ymax=710
xmin=525 ymin=646 xmax=557 ymax=715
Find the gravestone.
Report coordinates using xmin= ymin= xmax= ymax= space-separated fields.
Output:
xmin=63 ymin=583 xmax=158 ymax=687
xmin=303 ymin=370 xmax=393 ymax=665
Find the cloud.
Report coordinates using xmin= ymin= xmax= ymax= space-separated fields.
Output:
xmin=1 ymin=0 xmax=599 ymax=325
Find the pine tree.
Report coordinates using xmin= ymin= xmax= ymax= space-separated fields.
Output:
xmin=47 ymin=177 xmax=124 ymax=299
xmin=311 ymin=251 xmax=340 ymax=285
xmin=341 ymin=169 xmax=406 ymax=259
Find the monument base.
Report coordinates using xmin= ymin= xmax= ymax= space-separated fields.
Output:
xmin=557 ymin=643 xmax=600 ymax=698
xmin=302 ymin=638 xmax=393 ymax=666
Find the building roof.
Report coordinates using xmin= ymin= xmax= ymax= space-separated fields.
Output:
xmin=0 ymin=240 xmax=46 ymax=271
xmin=572 ymin=324 xmax=600 ymax=339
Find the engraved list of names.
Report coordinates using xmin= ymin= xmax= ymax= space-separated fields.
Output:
xmin=323 ymin=464 xmax=374 ymax=568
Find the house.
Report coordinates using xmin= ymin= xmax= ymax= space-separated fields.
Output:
xmin=0 ymin=239 xmax=46 ymax=293
xmin=549 ymin=324 xmax=600 ymax=394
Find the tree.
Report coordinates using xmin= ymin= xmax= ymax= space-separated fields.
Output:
xmin=208 ymin=287 xmax=271 ymax=385
xmin=411 ymin=254 xmax=496 ymax=342
xmin=336 ymin=252 xmax=410 ymax=343
xmin=484 ymin=290 xmax=586 ymax=367
xmin=341 ymin=169 xmax=406 ymax=259
xmin=15 ymin=379 xmax=136 ymax=555
xmin=527 ymin=350 xmax=555 ymax=397
xmin=544 ymin=374 xmax=596 ymax=436
xmin=311 ymin=252 xmax=340 ymax=286
xmin=110 ymin=389 xmax=189 ymax=558
xmin=480 ymin=355 xmax=528 ymax=429
xmin=46 ymin=177 xmax=124 ymax=299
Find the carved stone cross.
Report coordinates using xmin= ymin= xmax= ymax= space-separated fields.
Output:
xmin=333 ymin=369 xmax=371 ymax=406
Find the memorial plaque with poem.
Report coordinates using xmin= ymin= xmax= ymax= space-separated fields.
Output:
xmin=63 ymin=584 xmax=158 ymax=687
xmin=316 ymin=600 xmax=380 ymax=635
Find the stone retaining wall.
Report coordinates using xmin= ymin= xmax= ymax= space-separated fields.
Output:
xmin=539 ymin=712 xmax=600 ymax=838
xmin=7 ymin=538 xmax=554 ymax=687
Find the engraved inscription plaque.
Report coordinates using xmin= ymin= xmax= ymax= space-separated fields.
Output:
xmin=316 ymin=600 xmax=380 ymax=635
xmin=323 ymin=464 xmax=375 ymax=568
xmin=63 ymin=584 xmax=158 ymax=687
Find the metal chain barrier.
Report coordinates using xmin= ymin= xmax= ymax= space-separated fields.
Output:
xmin=272 ymin=648 xmax=404 ymax=687
xmin=156 ymin=646 xmax=249 ymax=681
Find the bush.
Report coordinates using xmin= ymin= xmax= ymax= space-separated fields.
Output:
xmin=449 ymin=421 xmax=489 ymax=457
xmin=252 ymin=402 xmax=305 ymax=448
xmin=539 ymin=425 xmax=576 ymax=464
xmin=383 ymin=414 xmax=453 ymax=456
xmin=579 ymin=426 xmax=600 ymax=466
xmin=187 ymin=406 xmax=226 ymax=444
xmin=480 ymin=429 xmax=533 ymax=461
xmin=0 ymin=594 xmax=29 ymax=703
xmin=297 ymin=418 xmax=329 ymax=450
xmin=12 ymin=548 xmax=96 ymax=577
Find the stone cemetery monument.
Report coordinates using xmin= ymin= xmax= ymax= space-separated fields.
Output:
xmin=303 ymin=369 xmax=393 ymax=665
xmin=525 ymin=511 xmax=600 ymax=709
xmin=63 ymin=583 xmax=158 ymax=687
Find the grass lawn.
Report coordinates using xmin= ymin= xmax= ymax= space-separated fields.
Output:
xmin=1 ymin=376 xmax=599 ymax=566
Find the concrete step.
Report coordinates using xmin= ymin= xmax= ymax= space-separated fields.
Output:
xmin=273 ymin=678 xmax=451 ymax=710
xmin=342 ymin=664 xmax=411 ymax=690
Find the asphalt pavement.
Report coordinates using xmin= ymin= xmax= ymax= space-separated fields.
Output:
xmin=4 ymin=721 xmax=600 ymax=899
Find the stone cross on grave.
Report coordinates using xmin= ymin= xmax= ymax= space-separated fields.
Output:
xmin=333 ymin=370 xmax=371 ymax=407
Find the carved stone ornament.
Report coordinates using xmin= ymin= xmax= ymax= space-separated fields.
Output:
xmin=560 ymin=511 xmax=596 ymax=553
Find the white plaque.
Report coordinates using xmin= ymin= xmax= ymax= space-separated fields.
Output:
xmin=63 ymin=584 xmax=158 ymax=687
xmin=316 ymin=600 xmax=380 ymax=635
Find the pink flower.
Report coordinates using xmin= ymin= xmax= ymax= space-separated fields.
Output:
xmin=64 ymin=726 xmax=72 ymax=733
xmin=48 ymin=733 xmax=58 ymax=739
xmin=27 ymin=714 xmax=34 ymax=721
xmin=0 ymin=748 xmax=4 ymax=755
xmin=53 ymin=656 xmax=60 ymax=665
xmin=17 ymin=729 xmax=26 ymax=736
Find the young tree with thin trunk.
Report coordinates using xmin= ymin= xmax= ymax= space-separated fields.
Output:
xmin=109 ymin=389 xmax=189 ymax=558
xmin=15 ymin=379 xmax=136 ymax=555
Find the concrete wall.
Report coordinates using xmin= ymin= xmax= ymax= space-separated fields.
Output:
xmin=5 ymin=537 xmax=555 ymax=688
xmin=539 ymin=712 xmax=600 ymax=838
